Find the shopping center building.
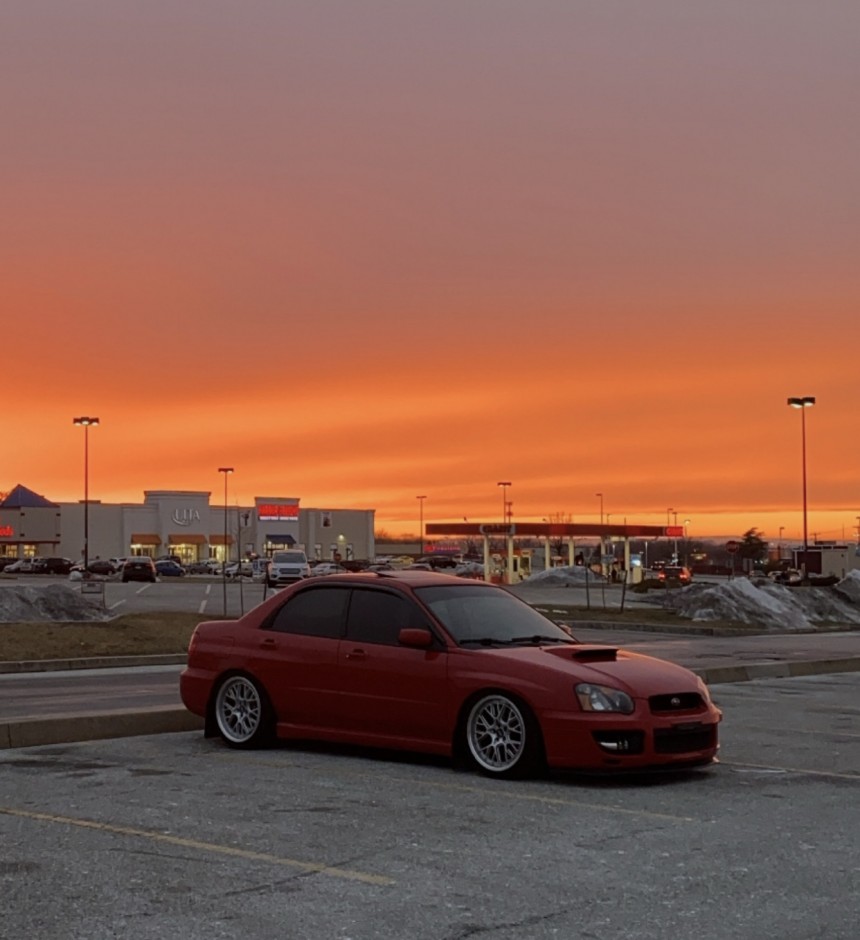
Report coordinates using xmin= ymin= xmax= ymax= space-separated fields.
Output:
xmin=0 ymin=485 xmax=375 ymax=565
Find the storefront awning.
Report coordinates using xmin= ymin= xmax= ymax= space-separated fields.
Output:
xmin=130 ymin=533 xmax=162 ymax=545
xmin=265 ymin=534 xmax=296 ymax=545
xmin=209 ymin=535 xmax=234 ymax=545
xmin=169 ymin=534 xmax=206 ymax=545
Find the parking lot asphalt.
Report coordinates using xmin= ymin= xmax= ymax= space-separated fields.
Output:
xmin=1 ymin=579 xmax=859 ymax=749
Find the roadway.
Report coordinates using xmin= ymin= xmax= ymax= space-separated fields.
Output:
xmin=1 ymin=673 xmax=858 ymax=940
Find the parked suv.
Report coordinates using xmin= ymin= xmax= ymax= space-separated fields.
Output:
xmin=122 ymin=556 xmax=157 ymax=583
xmin=34 ymin=557 xmax=74 ymax=575
xmin=266 ymin=550 xmax=310 ymax=587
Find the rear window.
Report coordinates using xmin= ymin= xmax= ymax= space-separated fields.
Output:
xmin=273 ymin=552 xmax=307 ymax=564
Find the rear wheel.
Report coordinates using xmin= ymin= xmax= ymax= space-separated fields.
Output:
xmin=213 ymin=674 xmax=274 ymax=748
xmin=463 ymin=693 xmax=544 ymax=779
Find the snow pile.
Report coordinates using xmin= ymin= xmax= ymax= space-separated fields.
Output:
xmin=525 ymin=566 xmax=603 ymax=586
xmin=834 ymin=569 xmax=860 ymax=603
xmin=0 ymin=584 xmax=112 ymax=623
xmin=653 ymin=578 xmax=860 ymax=631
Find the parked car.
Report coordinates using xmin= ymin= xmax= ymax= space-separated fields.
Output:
xmin=185 ymin=560 xmax=216 ymax=574
xmin=33 ymin=557 xmax=75 ymax=575
xmin=85 ymin=559 xmax=115 ymax=576
xmin=266 ymin=550 xmax=310 ymax=587
xmin=658 ymin=566 xmax=692 ymax=584
xmin=180 ymin=571 xmax=721 ymax=777
xmin=121 ymin=557 xmax=157 ymax=583
xmin=3 ymin=558 xmax=42 ymax=574
xmin=155 ymin=560 xmax=186 ymax=577
xmin=0 ymin=557 xmax=18 ymax=572
xmin=225 ymin=561 xmax=253 ymax=579
xmin=308 ymin=562 xmax=349 ymax=577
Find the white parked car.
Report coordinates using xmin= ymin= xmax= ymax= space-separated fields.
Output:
xmin=266 ymin=550 xmax=310 ymax=587
xmin=4 ymin=558 xmax=41 ymax=573
xmin=309 ymin=562 xmax=349 ymax=577
xmin=224 ymin=561 xmax=253 ymax=579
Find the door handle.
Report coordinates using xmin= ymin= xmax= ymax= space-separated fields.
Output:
xmin=345 ymin=648 xmax=366 ymax=661
xmin=260 ymin=637 xmax=277 ymax=648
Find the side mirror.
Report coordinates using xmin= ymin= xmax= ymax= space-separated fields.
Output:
xmin=398 ymin=628 xmax=434 ymax=649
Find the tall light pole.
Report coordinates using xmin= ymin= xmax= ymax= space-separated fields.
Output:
xmin=596 ymin=492 xmax=604 ymax=526
xmin=684 ymin=518 xmax=691 ymax=567
xmin=72 ymin=417 xmax=99 ymax=572
xmin=416 ymin=495 xmax=426 ymax=553
xmin=497 ymin=482 xmax=511 ymax=524
xmin=778 ymin=525 xmax=785 ymax=561
xmin=218 ymin=467 xmax=234 ymax=615
xmin=787 ymin=396 xmax=815 ymax=579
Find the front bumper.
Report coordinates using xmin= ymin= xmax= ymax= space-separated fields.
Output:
xmin=540 ymin=706 xmax=722 ymax=771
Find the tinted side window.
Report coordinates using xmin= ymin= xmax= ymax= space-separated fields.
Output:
xmin=346 ymin=589 xmax=428 ymax=646
xmin=269 ymin=587 xmax=349 ymax=638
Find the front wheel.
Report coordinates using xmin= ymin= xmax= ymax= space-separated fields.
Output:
xmin=463 ymin=693 xmax=544 ymax=779
xmin=213 ymin=674 xmax=274 ymax=748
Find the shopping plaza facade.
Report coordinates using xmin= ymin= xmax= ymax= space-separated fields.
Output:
xmin=0 ymin=485 xmax=376 ymax=565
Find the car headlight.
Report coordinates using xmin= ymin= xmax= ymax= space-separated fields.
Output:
xmin=575 ymin=683 xmax=635 ymax=714
xmin=696 ymin=676 xmax=712 ymax=702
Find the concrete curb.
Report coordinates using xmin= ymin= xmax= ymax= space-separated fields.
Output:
xmin=696 ymin=657 xmax=860 ymax=686
xmin=0 ymin=706 xmax=203 ymax=749
xmin=0 ymin=655 xmax=187 ymax=674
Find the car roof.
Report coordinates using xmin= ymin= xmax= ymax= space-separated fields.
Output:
xmin=312 ymin=570 xmax=483 ymax=588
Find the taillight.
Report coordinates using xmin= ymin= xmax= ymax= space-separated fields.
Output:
xmin=188 ymin=629 xmax=199 ymax=654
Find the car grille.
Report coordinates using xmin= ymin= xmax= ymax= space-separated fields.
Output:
xmin=649 ymin=692 xmax=706 ymax=714
xmin=592 ymin=730 xmax=645 ymax=755
xmin=653 ymin=725 xmax=717 ymax=754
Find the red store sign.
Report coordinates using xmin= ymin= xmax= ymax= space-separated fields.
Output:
xmin=257 ymin=503 xmax=299 ymax=522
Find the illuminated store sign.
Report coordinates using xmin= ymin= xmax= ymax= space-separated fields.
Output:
xmin=258 ymin=503 xmax=299 ymax=522
xmin=0 ymin=525 xmax=13 ymax=537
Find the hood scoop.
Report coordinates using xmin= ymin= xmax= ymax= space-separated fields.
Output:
xmin=561 ymin=645 xmax=620 ymax=663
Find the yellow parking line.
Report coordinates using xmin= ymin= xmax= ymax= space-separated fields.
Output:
xmin=0 ymin=807 xmax=393 ymax=885
xmin=723 ymin=761 xmax=860 ymax=782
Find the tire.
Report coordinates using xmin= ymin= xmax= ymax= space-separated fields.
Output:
xmin=213 ymin=674 xmax=274 ymax=749
xmin=463 ymin=693 xmax=544 ymax=779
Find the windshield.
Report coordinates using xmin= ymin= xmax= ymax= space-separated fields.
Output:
xmin=414 ymin=584 xmax=575 ymax=647
xmin=273 ymin=552 xmax=307 ymax=563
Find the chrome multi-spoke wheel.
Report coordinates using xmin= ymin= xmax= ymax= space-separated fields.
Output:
xmin=214 ymin=675 xmax=271 ymax=748
xmin=465 ymin=694 xmax=540 ymax=777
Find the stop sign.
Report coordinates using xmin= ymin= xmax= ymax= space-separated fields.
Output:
xmin=725 ymin=540 xmax=740 ymax=554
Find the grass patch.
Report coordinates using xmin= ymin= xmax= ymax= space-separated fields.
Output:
xmin=0 ymin=612 xmax=214 ymax=662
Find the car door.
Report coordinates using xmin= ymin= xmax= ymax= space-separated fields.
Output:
xmin=337 ymin=586 xmax=451 ymax=748
xmin=250 ymin=585 xmax=349 ymax=732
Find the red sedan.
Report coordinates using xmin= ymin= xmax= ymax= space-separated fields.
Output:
xmin=180 ymin=571 xmax=721 ymax=778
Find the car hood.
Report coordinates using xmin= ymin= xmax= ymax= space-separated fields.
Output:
xmin=493 ymin=644 xmax=703 ymax=696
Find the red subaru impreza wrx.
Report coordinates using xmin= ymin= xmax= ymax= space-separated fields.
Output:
xmin=180 ymin=571 xmax=721 ymax=778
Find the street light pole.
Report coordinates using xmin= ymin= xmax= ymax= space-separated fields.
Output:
xmin=497 ymin=482 xmax=511 ymax=524
xmin=72 ymin=417 xmax=99 ymax=572
xmin=787 ymin=396 xmax=815 ymax=580
xmin=596 ymin=492 xmax=604 ymax=526
xmin=417 ymin=495 xmax=426 ymax=553
xmin=218 ymin=467 xmax=234 ymax=615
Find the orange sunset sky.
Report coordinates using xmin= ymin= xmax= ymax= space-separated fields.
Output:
xmin=4 ymin=2 xmax=859 ymax=543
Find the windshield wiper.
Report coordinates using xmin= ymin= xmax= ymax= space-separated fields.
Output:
xmin=509 ymin=635 xmax=574 ymax=645
xmin=460 ymin=635 xmax=573 ymax=647
xmin=459 ymin=637 xmax=515 ymax=646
